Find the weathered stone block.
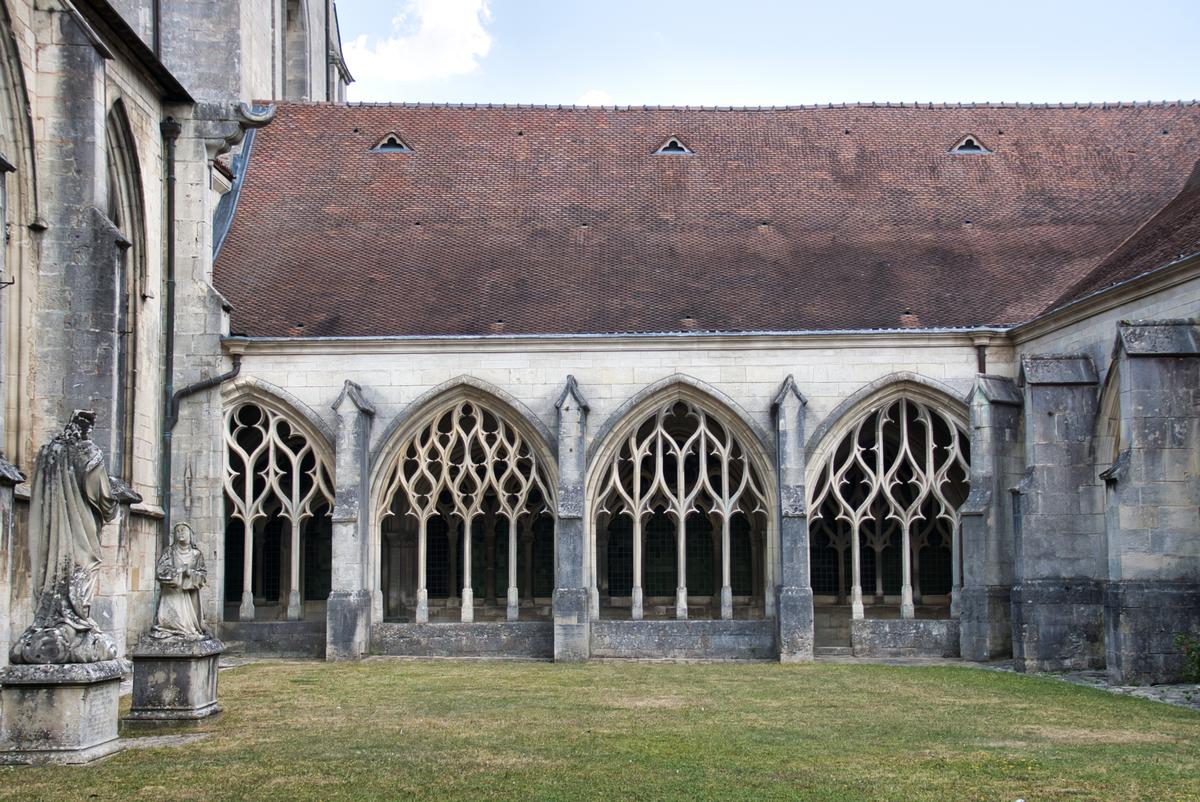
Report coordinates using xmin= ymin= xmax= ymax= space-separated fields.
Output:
xmin=1105 ymin=581 xmax=1200 ymax=684
xmin=851 ymin=619 xmax=960 ymax=658
xmin=553 ymin=587 xmax=590 ymax=662
xmin=958 ymin=585 xmax=1011 ymax=660
xmin=590 ymin=620 xmax=776 ymax=660
xmin=777 ymin=585 xmax=815 ymax=663
xmin=373 ymin=622 xmax=553 ymax=658
xmin=1011 ymin=579 xmax=1105 ymax=671
xmin=0 ymin=660 xmax=124 ymax=765
xmin=123 ymin=637 xmax=223 ymax=726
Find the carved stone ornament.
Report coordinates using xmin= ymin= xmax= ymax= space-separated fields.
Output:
xmin=150 ymin=522 xmax=211 ymax=641
xmin=9 ymin=411 xmax=119 ymax=664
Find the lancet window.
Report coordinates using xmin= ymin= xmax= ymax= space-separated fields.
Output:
xmin=595 ymin=401 xmax=768 ymax=621
xmin=223 ymin=401 xmax=334 ymax=622
xmin=378 ymin=400 xmax=554 ymax=623
xmin=808 ymin=397 xmax=969 ymax=620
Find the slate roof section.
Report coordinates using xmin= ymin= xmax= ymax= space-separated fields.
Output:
xmin=214 ymin=102 xmax=1200 ymax=338
xmin=1049 ymin=158 xmax=1200 ymax=311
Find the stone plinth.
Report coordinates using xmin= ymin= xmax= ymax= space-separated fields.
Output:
xmin=0 ymin=660 xmax=125 ymax=765
xmin=123 ymin=637 xmax=224 ymax=727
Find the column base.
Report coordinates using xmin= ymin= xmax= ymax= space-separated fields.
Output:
xmin=777 ymin=585 xmax=814 ymax=662
xmin=460 ymin=588 xmax=474 ymax=623
xmin=631 ymin=587 xmax=643 ymax=620
xmin=675 ymin=588 xmax=688 ymax=620
xmin=286 ymin=590 xmax=302 ymax=621
xmin=0 ymin=660 xmax=125 ymax=765
xmin=239 ymin=591 xmax=255 ymax=622
xmin=552 ymin=587 xmax=590 ymax=662
xmin=958 ymin=585 xmax=1012 ymax=661
xmin=506 ymin=587 xmax=519 ymax=622
xmin=416 ymin=589 xmax=429 ymax=624
xmin=850 ymin=587 xmax=864 ymax=620
xmin=720 ymin=585 xmax=733 ymax=620
xmin=326 ymin=590 xmax=371 ymax=661
xmin=123 ymin=637 xmax=224 ymax=729
xmin=900 ymin=586 xmax=915 ymax=619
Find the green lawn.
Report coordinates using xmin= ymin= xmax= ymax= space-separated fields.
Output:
xmin=3 ymin=659 xmax=1199 ymax=801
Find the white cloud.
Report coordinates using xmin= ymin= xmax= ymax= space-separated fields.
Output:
xmin=575 ymin=89 xmax=614 ymax=106
xmin=346 ymin=1 xmax=492 ymax=101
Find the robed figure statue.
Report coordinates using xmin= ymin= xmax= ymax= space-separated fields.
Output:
xmin=10 ymin=410 xmax=119 ymax=664
xmin=150 ymin=523 xmax=210 ymax=640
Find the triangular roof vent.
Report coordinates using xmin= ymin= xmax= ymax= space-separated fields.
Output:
xmin=950 ymin=135 xmax=990 ymax=154
xmin=654 ymin=136 xmax=692 ymax=155
xmin=372 ymin=132 xmax=413 ymax=153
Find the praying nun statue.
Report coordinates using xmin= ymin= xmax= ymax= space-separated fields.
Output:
xmin=150 ymin=523 xmax=210 ymax=640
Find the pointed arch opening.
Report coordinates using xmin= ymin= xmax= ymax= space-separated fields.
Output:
xmin=807 ymin=387 xmax=970 ymax=640
xmin=222 ymin=395 xmax=335 ymax=623
xmin=372 ymin=389 xmax=558 ymax=624
xmin=587 ymin=381 xmax=776 ymax=622
xmin=105 ymin=100 xmax=146 ymax=482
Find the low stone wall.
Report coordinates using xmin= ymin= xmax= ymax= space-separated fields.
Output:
xmin=372 ymin=622 xmax=553 ymax=658
xmin=590 ymin=620 xmax=777 ymax=660
xmin=1105 ymin=580 xmax=1200 ymax=684
xmin=850 ymin=619 xmax=960 ymax=658
xmin=218 ymin=621 xmax=327 ymax=659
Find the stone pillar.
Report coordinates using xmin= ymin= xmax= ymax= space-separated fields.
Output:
xmin=553 ymin=376 xmax=590 ymax=662
xmin=1101 ymin=320 xmax=1200 ymax=684
xmin=773 ymin=376 xmax=813 ymax=662
xmin=1010 ymin=355 xmax=1105 ymax=672
xmin=326 ymin=381 xmax=375 ymax=661
xmin=959 ymin=375 xmax=1021 ymax=661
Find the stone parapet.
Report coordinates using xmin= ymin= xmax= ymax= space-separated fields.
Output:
xmin=589 ymin=619 xmax=776 ymax=660
xmin=851 ymin=619 xmax=960 ymax=658
xmin=373 ymin=622 xmax=553 ymax=658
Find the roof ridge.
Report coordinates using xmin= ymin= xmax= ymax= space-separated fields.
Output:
xmin=263 ymin=99 xmax=1200 ymax=111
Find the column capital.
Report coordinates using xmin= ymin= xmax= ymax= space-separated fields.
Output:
xmin=332 ymin=380 xmax=376 ymax=417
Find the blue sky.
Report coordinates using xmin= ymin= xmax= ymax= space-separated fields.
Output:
xmin=338 ymin=1 xmax=1200 ymax=106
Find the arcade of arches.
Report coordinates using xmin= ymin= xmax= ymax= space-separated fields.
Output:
xmin=220 ymin=387 xmax=971 ymax=652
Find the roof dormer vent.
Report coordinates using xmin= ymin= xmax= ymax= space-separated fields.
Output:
xmin=950 ymin=135 xmax=990 ymax=154
xmin=372 ymin=133 xmax=413 ymax=153
xmin=655 ymin=137 xmax=692 ymax=155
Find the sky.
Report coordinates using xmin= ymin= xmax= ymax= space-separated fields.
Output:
xmin=336 ymin=0 xmax=1200 ymax=106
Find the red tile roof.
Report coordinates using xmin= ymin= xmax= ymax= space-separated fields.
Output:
xmin=214 ymin=102 xmax=1200 ymax=337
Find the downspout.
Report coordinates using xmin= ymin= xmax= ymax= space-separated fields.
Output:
xmin=159 ymin=117 xmax=180 ymax=547
xmin=325 ymin=0 xmax=332 ymax=101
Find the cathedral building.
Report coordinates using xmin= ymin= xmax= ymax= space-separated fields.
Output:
xmin=0 ymin=1 xmax=1197 ymax=682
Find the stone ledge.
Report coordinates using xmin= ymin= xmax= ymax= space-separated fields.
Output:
xmin=0 ymin=738 xmax=123 ymax=767
xmin=0 ymin=659 xmax=125 ymax=686
xmin=132 ymin=636 xmax=225 ymax=659
xmin=851 ymin=619 xmax=960 ymax=658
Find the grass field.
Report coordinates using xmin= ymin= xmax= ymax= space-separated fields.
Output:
xmin=2 ymin=659 xmax=1198 ymax=801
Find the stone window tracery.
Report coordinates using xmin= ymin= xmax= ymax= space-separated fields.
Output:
xmin=378 ymin=400 xmax=554 ymax=623
xmin=223 ymin=400 xmax=334 ymax=621
xmin=595 ymin=400 xmax=768 ymax=620
xmin=809 ymin=396 xmax=969 ymax=620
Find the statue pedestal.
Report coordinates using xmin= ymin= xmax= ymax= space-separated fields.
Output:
xmin=123 ymin=637 xmax=224 ymax=729
xmin=0 ymin=660 xmax=125 ymax=764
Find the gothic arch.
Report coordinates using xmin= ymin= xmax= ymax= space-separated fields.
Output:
xmin=585 ymin=376 xmax=779 ymax=621
xmin=104 ymin=99 xmax=146 ymax=480
xmin=222 ymin=377 xmax=336 ymax=462
xmin=368 ymin=378 xmax=559 ymax=623
xmin=220 ymin=379 xmax=336 ymax=622
xmin=804 ymin=373 xmax=970 ymax=621
xmin=805 ymin=372 xmax=968 ymax=476
xmin=0 ymin=4 xmax=38 ymax=466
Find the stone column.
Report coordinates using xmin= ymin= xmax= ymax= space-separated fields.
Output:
xmin=1101 ymin=321 xmax=1200 ymax=684
xmin=326 ymin=381 xmax=375 ymax=661
xmin=774 ymin=376 xmax=813 ymax=662
xmin=959 ymin=375 xmax=1021 ymax=661
xmin=1010 ymin=355 xmax=1104 ymax=672
xmin=286 ymin=520 xmax=302 ymax=620
xmin=553 ymin=377 xmax=591 ymax=661
xmin=506 ymin=518 xmax=519 ymax=621
xmin=674 ymin=515 xmax=688 ymax=620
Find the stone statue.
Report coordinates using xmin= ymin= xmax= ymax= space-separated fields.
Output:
xmin=150 ymin=523 xmax=210 ymax=641
xmin=10 ymin=410 xmax=119 ymax=664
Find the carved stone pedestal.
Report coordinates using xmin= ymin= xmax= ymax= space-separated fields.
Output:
xmin=123 ymin=637 xmax=224 ymax=728
xmin=0 ymin=660 xmax=125 ymax=764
